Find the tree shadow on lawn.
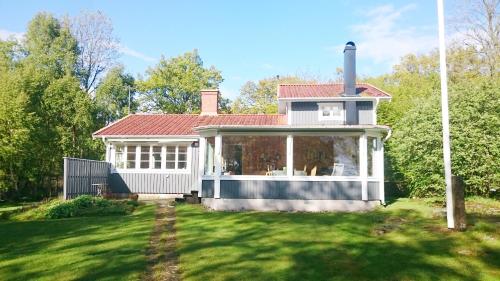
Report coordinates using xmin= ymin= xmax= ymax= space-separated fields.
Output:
xmin=0 ymin=204 xmax=155 ymax=281
xmin=176 ymin=205 xmax=499 ymax=281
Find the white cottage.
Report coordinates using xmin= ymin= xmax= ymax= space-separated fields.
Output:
xmin=92 ymin=42 xmax=392 ymax=211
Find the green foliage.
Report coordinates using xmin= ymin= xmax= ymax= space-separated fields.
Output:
xmin=369 ymin=46 xmax=500 ymax=197
xmin=11 ymin=195 xmax=138 ymax=220
xmin=232 ymin=75 xmax=317 ymax=114
xmin=138 ymin=49 xmax=224 ymax=113
xmin=0 ymin=13 xmax=103 ymax=200
xmin=95 ymin=65 xmax=137 ymax=124
xmin=46 ymin=195 xmax=136 ymax=219
xmin=0 ymin=41 xmax=34 ymax=194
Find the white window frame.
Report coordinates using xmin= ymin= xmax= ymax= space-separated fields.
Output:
xmin=111 ymin=143 xmax=191 ymax=174
xmin=318 ymin=102 xmax=345 ymax=122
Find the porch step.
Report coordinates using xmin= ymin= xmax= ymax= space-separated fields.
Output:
xmin=178 ymin=191 xmax=201 ymax=204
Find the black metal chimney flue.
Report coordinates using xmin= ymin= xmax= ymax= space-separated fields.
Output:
xmin=343 ymin=41 xmax=356 ymax=96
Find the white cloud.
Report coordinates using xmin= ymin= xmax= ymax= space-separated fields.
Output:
xmin=354 ymin=4 xmax=437 ymax=65
xmin=327 ymin=3 xmax=438 ymax=71
xmin=118 ymin=44 xmax=156 ymax=63
xmin=0 ymin=29 xmax=24 ymax=41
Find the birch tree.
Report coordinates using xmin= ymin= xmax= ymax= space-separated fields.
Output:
xmin=70 ymin=11 xmax=119 ymax=94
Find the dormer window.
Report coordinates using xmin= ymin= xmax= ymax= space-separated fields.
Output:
xmin=318 ymin=102 xmax=344 ymax=121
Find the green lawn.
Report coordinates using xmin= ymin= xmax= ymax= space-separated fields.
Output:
xmin=0 ymin=204 xmax=155 ymax=281
xmin=0 ymin=202 xmax=34 ymax=213
xmin=176 ymin=198 xmax=500 ymax=281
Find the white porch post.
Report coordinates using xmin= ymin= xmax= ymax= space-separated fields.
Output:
xmin=360 ymin=133 xmax=368 ymax=201
xmin=378 ymin=137 xmax=385 ymax=204
xmin=198 ymin=137 xmax=206 ymax=197
xmin=286 ymin=135 xmax=294 ymax=176
xmin=109 ymin=144 xmax=115 ymax=165
xmin=135 ymin=145 xmax=140 ymax=169
xmin=214 ymin=134 xmax=222 ymax=199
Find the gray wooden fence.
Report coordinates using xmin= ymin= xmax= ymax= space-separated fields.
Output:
xmin=63 ymin=157 xmax=111 ymax=199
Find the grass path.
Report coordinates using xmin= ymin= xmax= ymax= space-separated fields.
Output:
xmin=142 ymin=200 xmax=180 ymax=281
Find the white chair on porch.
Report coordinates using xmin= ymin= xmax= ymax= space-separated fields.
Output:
xmin=331 ymin=163 xmax=344 ymax=176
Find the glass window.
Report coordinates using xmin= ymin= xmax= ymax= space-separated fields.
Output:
xmin=293 ymin=136 xmax=359 ymax=176
xmin=114 ymin=144 xmax=188 ymax=171
xmin=140 ymin=146 xmax=150 ymax=169
xmin=204 ymin=137 xmax=215 ymax=175
xmin=152 ymin=146 xmax=162 ymax=169
xmin=222 ymin=136 xmax=286 ymax=175
xmin=178 ymin=146 xmax=188 ymax=170
xmin=166 ymin=146 xmax=176 ymax=169
xmin=115 ymin=145 xmax=125 ymax=169
xmin=319 ymin=103 xmax=344 ymax=121
xmin=367 ymin=137 xmax=376 ymax=177
xmin=126 ymin=146 xmax=136 ymax=169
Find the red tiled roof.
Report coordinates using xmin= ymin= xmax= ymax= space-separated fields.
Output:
xmin=278 ymin=83 xmax=391 ymax=99
xmin=93 ymin=114 xmax=287 ymax=137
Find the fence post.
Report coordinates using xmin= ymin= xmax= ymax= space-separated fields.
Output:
xmin=88 ymin=160 xmax=93 ymax=195
xmin=452 ymin=175 xmax=466 ymax=230
xmin=63 ymin=157 xmax=68 ymax=200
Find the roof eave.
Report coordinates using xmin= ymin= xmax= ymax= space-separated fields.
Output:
xmin=194 ymin=125 xmax=390 ymax=132
xmin=277 ymin=96 xmax=391 ymax=101
xmin=92 ymin=134 xmax=200 ymax=138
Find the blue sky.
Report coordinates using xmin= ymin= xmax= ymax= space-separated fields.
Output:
xmin=0 ymin=1 xmax=456 ymax=99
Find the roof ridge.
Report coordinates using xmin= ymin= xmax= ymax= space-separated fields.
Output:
xmin=132 ymin=113 xmax=199 ymax=116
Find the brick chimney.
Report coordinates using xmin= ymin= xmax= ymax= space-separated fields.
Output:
xmin=200 ymin=89 xmax=219 ymax=115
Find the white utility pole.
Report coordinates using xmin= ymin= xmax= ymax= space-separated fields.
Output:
xmin=437 ymin=0 xmax=455 ymax=229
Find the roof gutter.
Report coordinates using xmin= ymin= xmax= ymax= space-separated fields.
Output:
xmin=277 ymin=96 xmax=391 ymax=102
xmin=194 ymin=125 xmax=391 ymax=133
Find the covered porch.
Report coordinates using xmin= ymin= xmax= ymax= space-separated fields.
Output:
xmin=196 ymin=125 xmax=389 ymax=211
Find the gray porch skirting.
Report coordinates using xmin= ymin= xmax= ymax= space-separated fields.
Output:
xmin=201 ymin=179 xmax=380 ymax=211
xmin=202 ymin=179 xmax=380 ymax=200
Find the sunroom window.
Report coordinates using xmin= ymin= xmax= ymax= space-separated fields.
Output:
xmin=367 ymin=137 xmax=376 ymax=177
xmin=113 ymin=144 xmax=189 ymax=171
xmin=152 ymin=146 xmax=162 ymax=169
xmin=115 ymin=145 xmax=125 ymax=169
xmin=221 ymin=136 xmax=286 ymax=175
xmin=293 ymin=136 xmax=359 ymax=176
xmin=126 ymin=146 xmax=136 ymax=168
xmin=140 ymin=146 xmax=150 ymax=169
xmin=204 ymin=137 xmax=215 ymax=175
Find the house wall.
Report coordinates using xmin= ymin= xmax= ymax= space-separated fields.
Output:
xmin=110 ymin=146 xmax=199 ymax=194
xmin=202 ymin=179 xmax=380 ymax=201
xmin=290 ymin=101 xmax=374 ymax=125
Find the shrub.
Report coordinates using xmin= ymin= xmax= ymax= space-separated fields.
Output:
xmin=41 ymin=196 xmax=139 ymax=219
xmin=386 ymin=79 xmax=499 ymax=197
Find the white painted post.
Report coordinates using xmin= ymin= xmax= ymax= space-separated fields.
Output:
xmin=63 ymin=157 xmax=68 ymax=200
xmin=161 ymin=145 xmax=166 ymax=170
xmin=378 ymin=137 xmax=385 ymax=204
xmin=105 ymin=143 xmax=110 ymax=162
xmin=214 ymin=134 xmax=222 ymax=199
xmin=286 ymin=135 xmax=294 ymax=176
xmin=360 ymin=134 xmax=368 ymax=201
xmin=198 ymin=137 xmax=206 ymax=197
xmin=135 ymin=145 xmax=140 ymax=169
xmin=437 ymin=0 xmax=454 ymax=229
